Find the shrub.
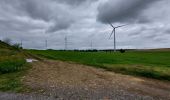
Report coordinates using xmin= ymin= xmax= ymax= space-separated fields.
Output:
xmin=119 ymin=49 xmax=125 ymax=53
xmin=13 ymin=43 xmax=22 ymax=50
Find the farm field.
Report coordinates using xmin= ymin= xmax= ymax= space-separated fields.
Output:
xmin=29 ymin=50 xmax=170 ymax=81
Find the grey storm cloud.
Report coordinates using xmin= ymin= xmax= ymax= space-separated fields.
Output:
xmin=46 ymin=18 xmax=74 ymax=33
xmin=19 ymin=0 xmax=75 ymax=32
xmin=0 ymin=0 xmax=75 ymax=32
xmin=97 ymin=0 xmax=158 ymax=24
xmin=54 ymin=0 xmax=98 ymax=6
xmin=19 ymin=0 xmax=52 ymax=21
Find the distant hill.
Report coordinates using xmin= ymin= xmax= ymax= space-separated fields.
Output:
xmin=149 ymin=48 xmax=170 ymax=51
xmin=132 ymin=48 xmax=170 ymax=52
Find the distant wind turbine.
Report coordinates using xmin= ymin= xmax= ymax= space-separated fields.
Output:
xmin=108 ymin=22 xmax=128 ymax=52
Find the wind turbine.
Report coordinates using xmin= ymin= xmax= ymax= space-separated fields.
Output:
xmin=108 ymin=22 xmax=128 ymax=52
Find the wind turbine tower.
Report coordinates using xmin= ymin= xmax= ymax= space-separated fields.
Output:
xmin=108 ymin=23 xmax=128 ymax=52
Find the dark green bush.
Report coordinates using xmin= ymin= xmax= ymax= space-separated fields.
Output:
xmin=119 ymin=49 xmax=126 ymax=53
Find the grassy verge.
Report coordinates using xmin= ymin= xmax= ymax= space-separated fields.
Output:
xmin=0 ymin=48 xmax=31 ymax=92
xmin=103 ymin=64 xmax=170 ymax=80
xmin=29 ymin=50 xmax=170 ymax=81
xmin=0 ymin=57 xmax=30 ymax=92
xmin=0 ymin=71 xmax=28 ymax=92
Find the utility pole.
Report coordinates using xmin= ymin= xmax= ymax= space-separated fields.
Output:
xmin=20 ymin=40 xmax=22 ymax=48
xmin=90 ymin=40 xmax=93 ymax=50
xmin=65 ymin=36 xmax=67 ymax=50
xmin=45 ymin=40 xmax=47 ymax=50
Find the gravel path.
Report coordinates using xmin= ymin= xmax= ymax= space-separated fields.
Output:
xmin=0 ymin=92 xmax=56 ymax=100
xmin=0 ymin=90 xmax=153 ymax=100
xmin=1 ymin=60 xmax=170 ymax=100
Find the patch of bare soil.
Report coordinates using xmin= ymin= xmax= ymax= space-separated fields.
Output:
xmin=23 ymin=60 xmax=170 ymax=100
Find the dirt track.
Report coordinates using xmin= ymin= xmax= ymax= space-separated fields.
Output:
xmin=15 ymin=60 xmax=169 ymax=100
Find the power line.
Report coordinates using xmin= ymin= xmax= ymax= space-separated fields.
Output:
xmin=90 ymin=40 xmax=93 ymax=50
xmin=65 ymin=36 xmax=68 ymax=50
xmin=64 ymin=36 xmax=74 ymax=50
xmin=45 ymin=40 xmax=48 ymax=50
xmin=20 ymin=40 xmax=22 ymax=48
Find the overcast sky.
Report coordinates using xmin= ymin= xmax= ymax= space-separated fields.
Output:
xmin=0 ymin=0 xmax=170 ymax=50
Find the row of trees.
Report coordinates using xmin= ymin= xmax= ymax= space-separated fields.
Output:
xmin=73 ymin=49 xmax=126 ymax=53
xmin=47 ymin=49 xmax=126 ymax=53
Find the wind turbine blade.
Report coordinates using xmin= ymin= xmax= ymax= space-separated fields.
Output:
xmin=109 ymin=29 xmax=114 ymax=39
xmin=108 ymin=22 xmax=115 ymax=28
xmin=115 ymin=24 xmax=129 ymax=28
xmin=110 ymin=24 xmax=114 ymax=28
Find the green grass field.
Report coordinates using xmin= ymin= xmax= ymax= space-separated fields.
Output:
xmin=29 ymin=50 xmax=170 ymax=81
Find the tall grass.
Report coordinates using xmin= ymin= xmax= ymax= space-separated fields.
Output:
xmin=0 ymin=47 xmax=28 ymax=92
xmin=0 ymin=57 xmax=26 ymax=74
